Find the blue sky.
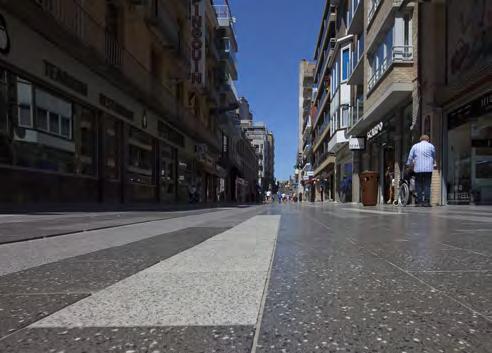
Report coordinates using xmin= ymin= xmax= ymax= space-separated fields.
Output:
xmin=232 ymin=0 xmax=324 ymax=181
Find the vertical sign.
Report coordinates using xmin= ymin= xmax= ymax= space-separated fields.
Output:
xmin=190 ymin=0 xmax=206 ymax=89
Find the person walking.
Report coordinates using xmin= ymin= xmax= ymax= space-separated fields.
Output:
xmin=406 ymin=135 xmax=436 ymax=207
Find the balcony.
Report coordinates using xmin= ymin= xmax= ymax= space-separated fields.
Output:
xmin=219 ymin=38 xmax=238 ymax=80
xmin=302 ymin=118 xmax=312 ymax=142
xmin=213 ymin=3 xmax=237 ymax=46
xmin=313 ymin=152 xmax=336 ymax=176
xmin=347 ymin=0 xmax=364 ymax=35
xmin=368 ymin=0 xmax=382 ymax=26
xmin=328 ymin=129 xmax=349 ymax=153
xmin=368 ymin=45 xmax=413 ymax=92
xmin=313 ymin=118 xmax=330 ymax=152
xmin=349 ymin=100 xmax=364 ymax=128
xmin=348 ymin=35 xmax=365 ymax=85
xmin=303 ymin=142 xmax=313 ymax=158
xmin=12 ymin=0 xmax=223 ymax=153
xmin=315 ymin=38 xmax=336 ymax=100
xmin=314 ymin=8 xmax=337 ymax=81
xmin=147 ymin=0 xmax=179 ymax=49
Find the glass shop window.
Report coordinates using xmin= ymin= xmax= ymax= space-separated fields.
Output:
xmin=17 ymin=78 xmax=33 ymax=128
xmin=35 ymin=88 xmax=73 ymax=139
xmin=104 ymin=115 xmax=121 ymax=180
xmin=74 ymin=104 xmax=97 ymax=176
xmin=160 ymin=142 xmax=176 ymax=195
xmin=128 ymin=127 xmax=154 ymax=185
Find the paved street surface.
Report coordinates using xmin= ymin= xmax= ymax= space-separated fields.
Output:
xmin=0 ymin=203 xmax=491 ymax=352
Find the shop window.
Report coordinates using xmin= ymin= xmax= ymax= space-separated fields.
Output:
xmin=17 ymin=78 xmax=33 ymax=128
xmin=74 ymin=104 xmax=97 ymax=176
xmin=35 ymin=88 xmax=73 ymax=139
xmin=104 ymin=115 xmax=121 ymax=180
xmin=128 ymin=127 xmax=154 ymax=185
xmin=160 ymin=142 xmax=176 ymax=197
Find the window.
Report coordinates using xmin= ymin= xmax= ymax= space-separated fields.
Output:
xmin=17 ymin=78 xmax=33 ymax=128
xmin=36 ymin=108 xmax=48 ymax=131
xmin=35 ymin=88 xmax=72 ymax=139
xmin=342 ymin=48 xmax=350 ymax=81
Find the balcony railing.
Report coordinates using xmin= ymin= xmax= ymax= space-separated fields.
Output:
xmin=367 ymin=0 xmax=382 ymax=24
xmin=214 ymin=4 xmax=237 ymax=38
xmin=368 ymin=45 xmax=413 ymax=92
xmin=29 ymin=0 xmax=225 ymax=150
xmin=313 ymin=118 xmax=330 ymax=147
xmin=347 ymin=0 xmax=361 ymax=28
xmin=313 ymin=151 xmax=331 ymax=171
xmin=350 ymin=100 xmax=364 ymax=127
xmin=34 ymin=0 xmax=175 ymax=103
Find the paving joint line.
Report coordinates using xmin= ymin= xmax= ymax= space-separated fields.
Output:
xmin=438 ymin=242 xmax=490 ymax=258
xmin=250 ymin=216 xmax=281 ymax=353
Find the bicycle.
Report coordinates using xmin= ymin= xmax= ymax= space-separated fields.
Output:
xmin=393 ymin=168 xmax=414 ymax=207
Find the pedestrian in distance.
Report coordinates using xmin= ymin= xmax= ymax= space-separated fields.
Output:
xmin=277 ymin=191 xmax=282 ymax=204
xmin=406 ymin=134 xmax=436 ymax=207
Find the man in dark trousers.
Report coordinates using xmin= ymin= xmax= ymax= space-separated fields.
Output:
xmin=406 ymin=135 xmax=436 ymax=207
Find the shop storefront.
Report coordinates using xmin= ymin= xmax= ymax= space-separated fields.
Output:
xmin=446 ymin=92 xmax=492 ymax=205
xmin=335 ymin=145 xmax=353 ymax=203
xmin=0 ymin=10 xmax=190 ymax=205
xmin=363 ymin=117 xmax=397 ymax=204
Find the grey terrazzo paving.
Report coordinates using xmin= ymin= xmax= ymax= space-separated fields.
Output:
xmin=255 ymin=203 xmax=492 ymax=353
xmin=0 ymin=325 xmax=255 ymax=353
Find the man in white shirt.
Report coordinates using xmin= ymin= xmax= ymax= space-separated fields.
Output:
xmin=407 ymin=135 xmax=436 ymax=207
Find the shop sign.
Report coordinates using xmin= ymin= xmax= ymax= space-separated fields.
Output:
xmin=448 ymin=91 xmax=492 ymax=130
xmin=307 ymin=171 xmax=314 ymax=177
xmin=367 ymin=122 xmax=383 ymax=141
xmin=190 ymin=0 xmax=206 ymax=89
xmin=99 ymin=94 xmax=134 ymax=121
xmin=0 ymin=14 xmax=10 ymax=55
xmin=44 ymin=61 xmax=88 ymax=96
xmin=349 ymin=137 xmax=365 ymax=150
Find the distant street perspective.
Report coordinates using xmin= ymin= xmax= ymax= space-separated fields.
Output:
xmin=0 ymin=0 xmax=491 ymax=352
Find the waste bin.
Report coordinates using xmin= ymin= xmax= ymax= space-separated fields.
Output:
xmin=361 ymin=171 xmax=378 ymax=206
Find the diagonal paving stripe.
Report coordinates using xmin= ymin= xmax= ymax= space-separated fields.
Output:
xmin=0 ymin=227 xmax=230 ymax=339
xmin=31 ymin=215 xmax=281 ymax=328
xmin=0 ymin=206 xmax=263 ymax=276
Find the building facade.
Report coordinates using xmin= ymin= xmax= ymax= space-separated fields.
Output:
xmin=310 ymin=0 xmax=491 ymax=206
xmin=296 ymin=60 xmax=316 ymax=201
xmin=241 ymin=117 xmax=275 ymax=194
xmin=419 ymin=0 xmax=492 ymax=205
xmin=0 ymin=0 xmax=258 ymax=205
xmin=346 ymin=0 xmax=418 ymax=205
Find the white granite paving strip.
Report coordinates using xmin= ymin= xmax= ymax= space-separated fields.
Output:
xmin=31 ymin=215 xmax=281 ymax=327
xmin=0 ymin=206 xmax=262 ymax=276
